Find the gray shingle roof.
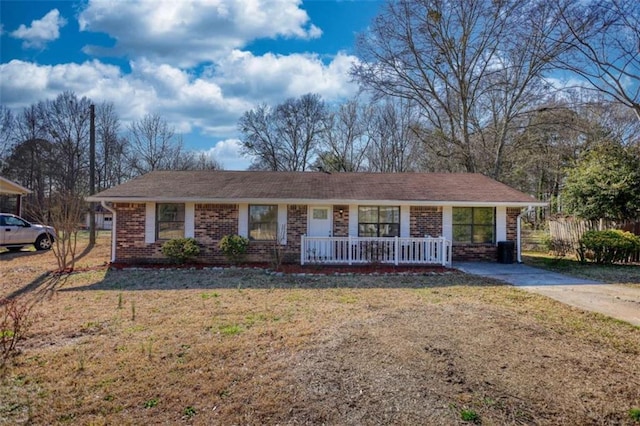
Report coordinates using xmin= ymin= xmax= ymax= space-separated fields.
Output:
xmin=88 ymin=170 xmax=542 ymax=205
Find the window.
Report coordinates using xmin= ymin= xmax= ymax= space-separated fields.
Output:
xmin=452 ymin=207 xmax=495 ymax=243
xmin=358 ymin=206 xmax=400 ymax=237
xmin=249 ymin=205 xmax=277 ymax=240
xmin=156 ymin=203 xmax=185 ymax=240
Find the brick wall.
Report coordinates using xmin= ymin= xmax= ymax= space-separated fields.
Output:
xmin=113 ymin=203 xmax=163 ymax=262
xmin=507 ymin=208 xmax=520 ymax=241
xmin=410 ymin=206 xmax=442 ymax=237
xmin=194 ymin=204 xmax=239 ymax=262
xmin=333 ymin=205 xmax=349 ymax=237
xmin=113 ymin=202 xmax=525 ymax=264
xmin=452 ymin=244 xmax=497 ymax=262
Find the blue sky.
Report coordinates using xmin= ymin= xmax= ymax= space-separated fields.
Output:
xmin=0 ymin=0 xmax=383 ymax=169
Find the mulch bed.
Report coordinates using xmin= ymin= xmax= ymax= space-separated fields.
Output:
xmin=108 ymin=261 xmax=452 ymax=275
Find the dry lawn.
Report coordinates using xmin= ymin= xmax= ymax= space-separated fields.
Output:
xmin=1 ymin=233 xmax=639 ymax=425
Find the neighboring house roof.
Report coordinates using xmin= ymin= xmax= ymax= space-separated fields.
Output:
xmin=88 ymin=171 xmax=544 ymax=207
xmin=0 ymin=176 xmax=32 ymax=195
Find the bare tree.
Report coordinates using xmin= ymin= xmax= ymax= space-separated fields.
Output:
xmin=127 ymin=113 xmax=184 ymax=174
xmin=2 ymin=138 xmax=53 ymax=209
xmin=0 ymin=106 xmax=14 ymax=167
xmin=352 ymin=0 xmax=571 ymax=178
xmin=365 ymin=98 xmax=421 ymax=172
xmin=95 ymin=102 xmax=129 ymax=190
xmin=40 ymin=91 xmax=92 ymax=194
xmin=170 ymin=150 xmax=224 ymax=171
xmin=239 ymin=93 xmax=328 ymax=171
xmin=555 ymin=0 xmax=640 ymax=120
xmin=315 ymin=98 xmax=372 ymax=172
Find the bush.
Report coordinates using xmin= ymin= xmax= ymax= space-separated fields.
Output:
xmin=218 ymin=235 xmax=249 ymax=264
xmin=161 ymin=238 xmax=200 ymax=264
xmin=577 ymin=230 xmax=640 ymax=264
xmin=1 ymin=297 xmax=34 ymax=370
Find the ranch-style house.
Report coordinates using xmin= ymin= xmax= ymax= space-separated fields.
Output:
xmin=87 ymin=171 xmax=545 ymax=266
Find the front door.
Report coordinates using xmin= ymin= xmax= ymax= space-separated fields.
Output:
xmin=308 ymin=206 xmax=332 ymax=259
xmin=309 ymin=206 xmax=332 ymax=237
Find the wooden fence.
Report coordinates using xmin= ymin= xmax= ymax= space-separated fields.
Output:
xmin=548 ymin=217 xmax=640 ymax=261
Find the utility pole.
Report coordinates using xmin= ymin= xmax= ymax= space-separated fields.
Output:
xmin=89 ymin=104 xmax=96 ymax=245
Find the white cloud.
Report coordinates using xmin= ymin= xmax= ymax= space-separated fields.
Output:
xmin=202 ymin=138 xmax=253 ymax=170
xmin=78 ymin=0 xmax=322 ymax=68
xmin=0 ymin=49 xmax=358 ymax=137
xmin=10 ymin=9 xmax=67 ymax=49
xmin=214 ymin=50 xmax=359 ymax=104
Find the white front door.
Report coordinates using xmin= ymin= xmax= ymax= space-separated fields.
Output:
xmin=308 ymin=206 xmax=333 ymax=259
xmin=308 ymin=206 xmax=332 ymax=237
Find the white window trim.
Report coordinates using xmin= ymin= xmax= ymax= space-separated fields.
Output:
xmin=400 ymin=205 xmax=410 ymax=238
xmin=348 ymin=204 xmax=358 ymax=236
xmin=185 ymin=202 xmax=195 ymax=238
xmin=442 ymin=206 xmax=453 ymax=241
xmin=496 ymin=205 xmax=507 ymax=243
xmin=238 ymin=203 xmax=248 ymax=238
xmin=145 ymin=202 xmax=155 ymax=243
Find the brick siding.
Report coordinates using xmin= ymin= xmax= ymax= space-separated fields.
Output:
xmin=113 ymin=203 xmax=163 ymax=262
xmin=112 ymin=202 xmax=524 ymax=264
xmin=410 ymin=206 xmax=442 ymax=237
xmin=333 ymin=205 xmax=349 ymax=237
xmin=194 ymin=204 xmax=239 ymax=263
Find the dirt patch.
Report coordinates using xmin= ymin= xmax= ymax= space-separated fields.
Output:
xmin=290 ymin=300 xmax=639 ymax=425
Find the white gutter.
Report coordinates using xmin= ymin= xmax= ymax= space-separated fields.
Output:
xmin=86 ymin=196 xmax=547 ymax=208
xmin=101 ymin=201 xmax=117 ymax=263
xmin=517 ymin=206 xmax=535 ymax=263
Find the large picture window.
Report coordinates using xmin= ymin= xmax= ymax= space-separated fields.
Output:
xmin=453 ymin=207 xmax=495 ymax=243
xmin=156 ymin=203 xmax=185 ymax=240
xmin=249 ymin=205 xmax=277 ymax=240
xmin=358 ymin=206 xmax=400 ymax=237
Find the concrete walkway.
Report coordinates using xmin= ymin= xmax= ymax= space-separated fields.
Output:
xmin=455 ymin=262 xmax=640 ymax=327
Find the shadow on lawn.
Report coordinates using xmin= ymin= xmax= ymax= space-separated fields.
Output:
xmin=4 ymin=272 xmax=70 ymax=302
xmin=53 ymin=264 xmax=507 ymax=292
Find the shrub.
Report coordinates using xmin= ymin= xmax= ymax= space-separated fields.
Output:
xmin=577 ymin=230 xmax=640 ymax=264
xmin=1 ymin=297 xmax=34 ymax=370
xmin=161 ymin=238 xmax=200 ymax=264
xmin=218 ymin=235 xmax=249 ymax=264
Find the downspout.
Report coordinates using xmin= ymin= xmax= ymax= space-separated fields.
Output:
xmin=101 ymin=201 xmax=117 ymax=263
xmin=517 ymin=206 xmax=534 ymax=263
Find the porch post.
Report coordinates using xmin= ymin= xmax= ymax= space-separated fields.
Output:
xmin=301 ymin=234 xmax=305 ymax=265
xmin=394 ymin=236 xmax=399 ymax=266
xmin=348 ymin=235 xmax=352 ymax=266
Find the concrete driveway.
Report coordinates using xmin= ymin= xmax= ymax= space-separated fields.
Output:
xmin=455 ymin=262 xmax=640 ymax=327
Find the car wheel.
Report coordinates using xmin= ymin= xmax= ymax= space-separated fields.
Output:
xmin=35 ymin=234 xmax=53 ymax=250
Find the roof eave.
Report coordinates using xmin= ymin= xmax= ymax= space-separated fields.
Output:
xmin=86 ymin=195 xmax=546 ymax=207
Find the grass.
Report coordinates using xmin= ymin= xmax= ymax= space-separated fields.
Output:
xmin=523 ymin=252 xmax=640 ymax=284
xmin=0 ymin=234 xmax=639 ymax=424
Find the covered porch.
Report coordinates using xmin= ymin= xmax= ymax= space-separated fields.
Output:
xmin=301 ymin=235 xmax=452 ymax=266
xmin=0 ymin=177 xmax=31 ymax=216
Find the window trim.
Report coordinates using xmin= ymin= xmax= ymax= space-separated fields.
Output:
xmin=357 ymin=205 xmax=400 ymax=238
xmin=248 ymin=204 xmax=278 ymax=241
xmin=452 ymin=207 xmax=496 ymax=244
xmin=155 ymin=203 xmax=185 ymax=241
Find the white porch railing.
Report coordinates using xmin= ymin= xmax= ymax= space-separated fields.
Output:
xmin=300 ymin=235 xmax=452 ymax=267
